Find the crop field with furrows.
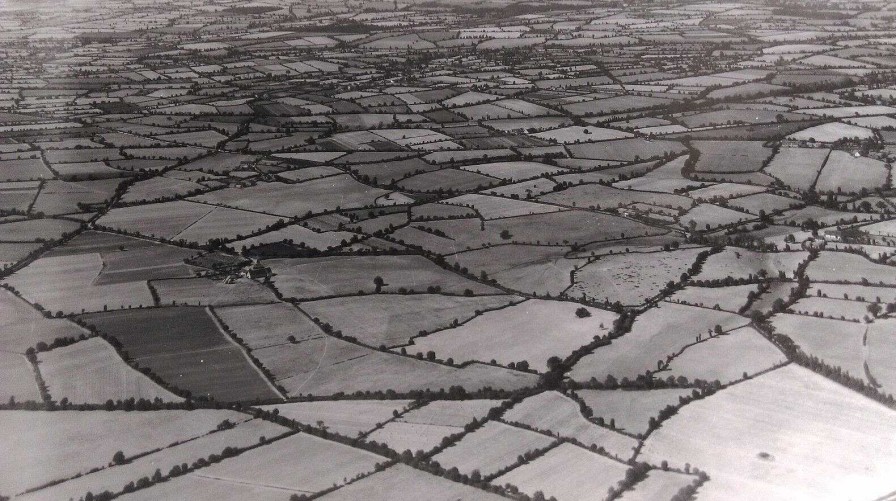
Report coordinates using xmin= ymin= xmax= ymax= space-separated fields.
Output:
xmin=6 ymin=1 xmax=896 ymax=499
xmin=78 ymin=307 xmax=281 ymax=402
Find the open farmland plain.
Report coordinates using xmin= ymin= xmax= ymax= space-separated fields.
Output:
xmin=3 ymin=0 xmax=896 ymax=499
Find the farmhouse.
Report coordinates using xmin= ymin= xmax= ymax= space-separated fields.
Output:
xmin=243 ymin=261 xmax=272 ymax=279
xmin=820 ymin=228 xmax=843 ymax=242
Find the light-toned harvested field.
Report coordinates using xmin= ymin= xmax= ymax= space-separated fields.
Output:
xmin=457 ymin=161 xmax=565 ymax=182
xmin=686 ymin=183 xmax=767 ymax=201
xmin=770 ymin=314 xmax=866 ymax=381
xmin=97 ymin=200 xmax=214 ymax=239
xmin=577 ymin=388 xmax=694 ymax=436
xmin=639 ymin=365 xmax=896 ymax=501
xmin=814 ymin=151 xmax=888 ymax=193
xmin=0 ymin=289 xmax=87 ymax=352
xmin=494 ymin=443 xmax=630 ymax=501
xmin=0 ymin=217 xmax=81 ymax=242
xmin=444 ymin=193 xmax=564 ymax=219
xmin=397 ymin=167 xmax=501 ymax=193
xmin=196 ymin=432 xmax=383 ymax=493
xmin=569 ymin=248 xmax=706 ymax=306
xmin=4 ymin=253 xmax=155 ymax=314
xmin=616 ymin=470 xmax=696 ymax=501
xmin=0 ymin=157 xmax=54 ymax=180
xmin=538 ymin=183 xmax=692 ymax=210
xmin=259 ymin=335 xmax=538 ymax=397
xmin=726 ymin=193 xmax=801 ymax=215
xmin=668 ymin=285 xmax=757 ymax=312
xmin=115 ymin=472 xmax=298 ymax=501
xmin=37 ymin=337 xmax=182 ymax=404
xmin=691 ymin=141 xmax=774 ymax=173
xmin=791 ymin=296 xmax=870 ymax=321
xmin=234 ymin=224 xmax=356 ymax=251
xmin=867 ymin=319 xmax=896 ymax=395
xmin=259 ymin=400 xmax=411 ymax=437
xmin=152 ymin=277 xmax=278 ymax=307
xmin=409 ymin=299 xmax=617 ymax=372
xmin=316 ymin=463 xmax=507 ymax=501
xmin=695 ymin=248 xmax=808 ymax=281
xmin=366 ymin=421 xmax=461 ymax=453
xmin=763 ymin=147 xmax=829 ymax=191
xmin=562 ymin=96 xmax=673 ymax=116
xmin=807 ymin=251 xmax=896 ymax=284
xmin=567 ymin=138 xmax=687 ymax=162
xmin=774 ymin=205 xmax=877 ymax=226
xmin=0 ymin=352 xmax=40 ymax=402
xmin=173 ymin=206 xmax=283 ymax=244
xmin=432 ymin=421 xmax=556 ymax=477
xmin=679 ymin=203 xmax=753 ymax=230
xmin=0 ymin=409 xmax=249 ymax=496
xmin=531 ymin=126 xmax=633 ymax=143
xmin=664 ymin=326 xmax=786 ymax=383
xmin=861 ymin=218 xmax=896 ymax=237
xmin=503 ymin=391 xmax=638 ymax=460
xmin=570 ymin=303 xmax=749 ymax=383
xmin=300 ymin=294 xmax=521 ymax=347
xmin=216 ymin=302 xmax=324 ymax=349
xmin=400 ymin=399 xmax=502 ymax=427
xmin=798 ymin=105 xmax=896 ymax=118
xmin=21 ymin=418 xmax=289 ymax=501
xmin=268 ymin=254 xmax=501 ymax=299
xmin=119 ymin=175 xmax=205 ymax=203
xmin=787 ymin=122 xmax=874 ymax=142
xmin=810 ymin=283 xmax=896 ymax=303
xmin=191 ymin=176 xmax=391 ymax=218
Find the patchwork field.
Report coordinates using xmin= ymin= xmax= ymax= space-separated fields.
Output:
xmin=78 ymin=307 xmax=281 ymax=402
